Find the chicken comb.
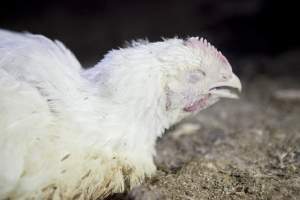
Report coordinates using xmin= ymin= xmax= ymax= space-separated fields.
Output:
xmin=184 ymin=37 xmax=229 ymax=65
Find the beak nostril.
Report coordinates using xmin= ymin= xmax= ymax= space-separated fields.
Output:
xmin=221 ymin=74 xmax=228 ymax=81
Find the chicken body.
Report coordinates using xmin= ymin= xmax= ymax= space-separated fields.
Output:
xmin=0 ymin=30 xmax=241 ymax=199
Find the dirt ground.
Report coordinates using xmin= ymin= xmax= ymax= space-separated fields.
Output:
xmin=107 ymin=77 xmax=300 ymax=200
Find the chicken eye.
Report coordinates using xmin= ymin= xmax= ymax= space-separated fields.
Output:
xmin=187 ymin=70 xmax=205 ymax=84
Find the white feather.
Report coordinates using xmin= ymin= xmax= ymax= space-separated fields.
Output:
xmin=0 ymin=29 xmax=241 ymax=199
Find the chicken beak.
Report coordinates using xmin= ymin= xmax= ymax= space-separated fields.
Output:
xmin=209 ymin=74 xmax=242 ymax=99
xmin=226 ymin=74 xmax=242 ymax=92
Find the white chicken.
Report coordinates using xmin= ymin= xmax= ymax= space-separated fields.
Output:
xmin=0 ymin=29 xmax=241 ymax=199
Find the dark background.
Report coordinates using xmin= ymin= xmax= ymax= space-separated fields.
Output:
xmin=1 ymin=0 xmax=299 ymax=78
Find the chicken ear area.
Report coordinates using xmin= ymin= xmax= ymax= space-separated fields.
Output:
xmin=164 ymin=85 xmax=198 ymax=112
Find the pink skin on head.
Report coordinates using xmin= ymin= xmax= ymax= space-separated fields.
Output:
xmin=181 ymin=37 xmax=232 ymax=112
xmin=166 ymin=37 xmax=232 ymax=113
xmin=165 ymin=87 xmax=212 ymax=113
xmin=184 ymin=37 xmax=230 ymax=67
xmin=183 ymin=94 xmax=210 ymax=112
